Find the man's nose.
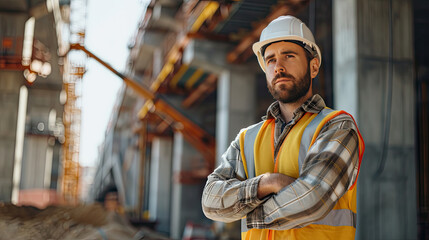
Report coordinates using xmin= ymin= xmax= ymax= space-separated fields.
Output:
xmin=275 ymin=61 xmax=285 ymax=73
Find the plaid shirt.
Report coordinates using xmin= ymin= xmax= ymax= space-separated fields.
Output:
xmin=201 ymin=95 xmax=360 ymax=229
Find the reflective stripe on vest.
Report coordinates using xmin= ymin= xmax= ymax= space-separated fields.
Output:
xmin=313 ymin=208 xmax=356 ymax=227
xmin=241 ymin=208 xmax=357 ymax=232
xmin=239 ymin=109 xmax=364 ymax=240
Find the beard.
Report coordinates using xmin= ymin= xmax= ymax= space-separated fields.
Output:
xmin=267 ymin=67 xmax=311 ymax=104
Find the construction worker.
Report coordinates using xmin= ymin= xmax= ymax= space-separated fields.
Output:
xmin=201 ymin=15 xmax=365 ymax=240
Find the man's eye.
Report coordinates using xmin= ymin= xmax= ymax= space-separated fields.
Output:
xmin=267 ymin=59 xmax=275 ymax=64
xmin=286 ymin=55 xmax=294 ymax=58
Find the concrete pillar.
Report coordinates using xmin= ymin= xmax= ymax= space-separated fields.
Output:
xmin=212 ymin=63 xmax=257 ymax=240
xmin=170 ymin=132 xmax=207 ymax=239
xmin=182 ymin=37 xmax=258 ymax=161
xmin=333 ymin=0 xmax=358 ymax=117
xmin=334 ymin=0 xmax=417 ymax=239
xmin=216 ymin=69 xmax=257 ymax=164
xmin=149 ymin=137 xmax=173 ymax=235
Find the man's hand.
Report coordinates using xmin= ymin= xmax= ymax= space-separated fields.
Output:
xmin=257 ymin=173 xmax=296 ymax=199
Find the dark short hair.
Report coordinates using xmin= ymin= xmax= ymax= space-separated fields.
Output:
xmin=261 ymin=40 xmax=316 ymax=63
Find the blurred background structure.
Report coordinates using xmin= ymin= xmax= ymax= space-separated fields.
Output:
xmin=0 ymin=0 xmax=428 ymax=239
xmin=0 ymin=0 xmax=75 ymax=208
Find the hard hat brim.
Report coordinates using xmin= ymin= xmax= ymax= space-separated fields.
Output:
xmin=252 ymin=36 xmax=322 ymax=72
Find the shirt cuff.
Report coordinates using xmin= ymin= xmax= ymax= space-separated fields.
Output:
xmin=239 ymin=175 xmax=265 ymax=208
xmin=246 ymin=204 xmax=267 ymax=229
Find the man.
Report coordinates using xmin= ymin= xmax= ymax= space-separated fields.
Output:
xmin=201 ymin=15 xmax=365 ymax=240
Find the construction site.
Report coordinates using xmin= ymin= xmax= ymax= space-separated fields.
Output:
xmin=0 ymin=0 xmax=428 ymax=239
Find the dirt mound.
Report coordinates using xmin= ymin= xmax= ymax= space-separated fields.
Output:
xmin=0 ymin=203 xmax=138 ymax=239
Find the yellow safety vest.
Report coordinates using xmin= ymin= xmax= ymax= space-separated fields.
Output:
xmin=238 ymin=108 xmax=365 ymax=240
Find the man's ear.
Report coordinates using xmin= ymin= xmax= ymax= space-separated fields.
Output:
xmin=310 ymin=58 xmax=320 ymax=79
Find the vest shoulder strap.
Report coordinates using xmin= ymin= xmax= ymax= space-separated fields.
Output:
xmin=240 ymin=108 xmax=362 ymax=177
xmin=240 ymin=109 xmax=338 ymax=178
xmin=298 ymin=108 xmax=336 ymax=171
xmin=240 ymin=121 xmax=264 ymax=179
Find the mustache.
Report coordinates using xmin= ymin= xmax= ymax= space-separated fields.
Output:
xmin=273 ymin=72 xmax=295 ymax=82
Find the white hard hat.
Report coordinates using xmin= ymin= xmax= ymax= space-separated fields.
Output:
xmin=252 ymin=15 xmax=322 ymax=72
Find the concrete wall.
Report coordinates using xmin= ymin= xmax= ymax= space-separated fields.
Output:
xmin=21 ymin=136 xmax=49 ymax=189
xmin=20 ymin=88 xmax=63 ymax=190
xmin=0 ymin=72 xmax=24 ymax=201
xmin=0 ymin=9 xmax=65 ymax=201
xmin=334 ymin=0 xmax=417 ymax=239
xmin=0 ymin=12 xmax=28 ymax=202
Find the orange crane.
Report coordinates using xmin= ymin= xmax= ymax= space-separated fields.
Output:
xmin=68 ymin=43 xmax=216 ymax=171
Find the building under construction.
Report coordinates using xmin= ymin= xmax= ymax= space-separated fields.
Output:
xmin=0 ymin=0 xmax=82 ymax=207
xmin=0 ymin=0 xmax=428 ymax=239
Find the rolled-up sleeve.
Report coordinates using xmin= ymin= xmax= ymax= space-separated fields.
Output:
xmin=202 ymin=133 xmax=264 ymax=223
xmin=246 ymin=116 xmax=360 ymax=229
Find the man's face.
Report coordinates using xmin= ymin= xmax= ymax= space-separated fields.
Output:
xmin=263 ymin=41 xmax=312 ymax=104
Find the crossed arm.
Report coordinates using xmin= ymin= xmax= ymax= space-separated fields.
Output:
xmin=253 ymin=173 xmax=295 ymax=200
xmin=201 ymin=118 xmax=359 ymax=229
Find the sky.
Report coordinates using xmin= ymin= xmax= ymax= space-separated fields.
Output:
xmin=79 ymin=0 xmax=147 ymax=167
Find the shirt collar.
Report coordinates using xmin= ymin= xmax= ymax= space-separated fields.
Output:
xmin=265 ymin=94 xmax=327 ymax=121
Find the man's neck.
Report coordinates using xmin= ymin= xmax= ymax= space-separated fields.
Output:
xmin=278 ymin=102 xmax=300 ymax=123
xmin=278 ymin=93 xmax=313 ymax=123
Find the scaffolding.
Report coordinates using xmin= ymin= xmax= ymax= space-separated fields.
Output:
xmin=61 ymin=0 xmax=87 ymax=204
